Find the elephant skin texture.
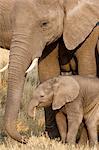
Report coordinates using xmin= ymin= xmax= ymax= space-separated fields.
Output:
xmin=0 ymin=0 xmax=98 ymax=143
xmin=28 ymin=75 xmax=99 ymax=145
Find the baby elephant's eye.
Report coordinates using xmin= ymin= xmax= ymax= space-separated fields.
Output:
xmin=42 ymin=22 xmax=48 ymax=26
xmin=40 ymin=95 xmax=44 ymax=98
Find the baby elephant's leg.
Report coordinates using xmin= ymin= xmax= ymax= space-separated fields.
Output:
xmin=86 ymin=121 xmax=97 ymax=146
xmin=55 ymin=111 xmax=67 ymax=143
xmin=85 ymin=114 xmax=98 ymax=146
xmin=66 ymin=101 xmax=83 ymax=144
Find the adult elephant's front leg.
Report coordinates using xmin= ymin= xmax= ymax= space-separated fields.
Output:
xmin=39 ymin=44 xmax=60 ymax=138
xmin=76 ymin=26 xmax=99 ymax=77
xmin=76 ymin=26 xmax=99 ymax=144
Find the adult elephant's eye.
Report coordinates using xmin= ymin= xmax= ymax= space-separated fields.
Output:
xmin=40 ymin=20 xmax=49 ymax=28
xmin=42 ymin=22 xmax=48 ymax=26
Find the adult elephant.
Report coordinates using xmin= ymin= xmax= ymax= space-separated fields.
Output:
xmin=39 ymin=0 xmax=99 ymax=144
xmin=39 ymin=24 xmax=99 ymax=144
xmin=0 ymin=0 xmax=98 ymax=143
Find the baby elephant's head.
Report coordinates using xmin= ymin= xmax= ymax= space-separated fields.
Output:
xmin=28 ymin=79 xmax=54 ymax=118
xmin=28 ymin=76 xmax=80 ymax=118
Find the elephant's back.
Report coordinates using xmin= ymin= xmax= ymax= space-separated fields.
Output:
xmin=74 ymin=75 xmax=99 ymax=95
xmin=0 ymin=0 xmax=15 ymax=49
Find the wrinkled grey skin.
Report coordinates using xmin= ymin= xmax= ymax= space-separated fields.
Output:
xmin=0 ymin=0 xmax=65 ymax=143
xmin=28 ymin=75 xmax=99 ymax=145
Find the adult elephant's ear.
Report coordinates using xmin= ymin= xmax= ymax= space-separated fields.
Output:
xmin=52 ymin=76 xmax=80 ymax=110
xmin=63 ymin=0 xmax=99 ymax=50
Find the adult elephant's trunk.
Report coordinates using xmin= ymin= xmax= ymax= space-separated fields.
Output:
xmin=4 ymin=32 xmax=44 ymax=143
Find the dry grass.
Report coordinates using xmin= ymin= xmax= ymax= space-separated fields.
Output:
xmin=1 ymin=136 xmax=98 ymax=150
xmin=0 ymin=48 xmax=98 ymax=149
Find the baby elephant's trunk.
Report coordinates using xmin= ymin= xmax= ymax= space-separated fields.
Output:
xmin=27 ymin=100 xmax=38 ymax=118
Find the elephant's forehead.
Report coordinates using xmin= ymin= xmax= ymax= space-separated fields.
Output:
xmin=35 ymin=0 xmax=58 ymax=5
xmin=34 ymin=0 xmax=62 ymax=18
xmin=66 ymin=0 xmax=79 ymax=12
xmin=37 ymin=85 xmax=50 ymax=94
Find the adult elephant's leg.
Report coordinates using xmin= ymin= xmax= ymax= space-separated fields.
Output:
xmin=78 ymin=126 xmax=88 ymax=145
xmin=76 ymin=26 xmax=99 ymax=144
xmin=39 ymin=44 xmax=60 ymax=138
xmin=76 ymin=26 xmax=99 ymax=77
xmin=96 ymin=38 xmax=99 ymax=76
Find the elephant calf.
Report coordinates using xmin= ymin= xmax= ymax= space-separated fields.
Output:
xmin=28 ymin=75 xmax=99 ymax=145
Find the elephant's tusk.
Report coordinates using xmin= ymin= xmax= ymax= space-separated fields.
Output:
xmin=25 ymin=58 xmax=39 ymax=74
xmin=0 ymin=63 xmax=9 ymax=73
xmin=33 ymin=107 xmax=37 ymax=121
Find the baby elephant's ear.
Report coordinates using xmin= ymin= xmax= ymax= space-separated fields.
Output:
xmin=52 ymin=76 xmax=80 ymax=110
